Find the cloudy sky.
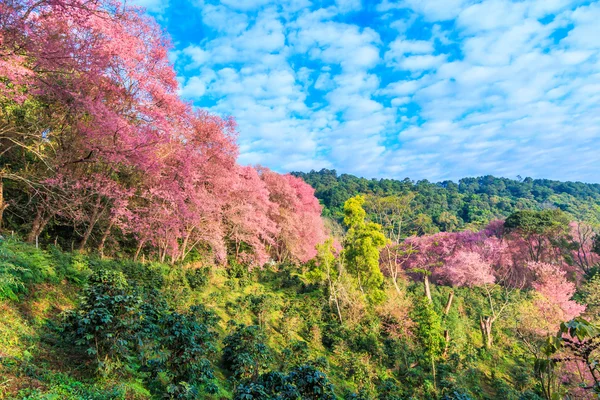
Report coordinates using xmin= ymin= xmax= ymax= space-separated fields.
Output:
xmin=134 ymin=0 xmax=600 ymax=183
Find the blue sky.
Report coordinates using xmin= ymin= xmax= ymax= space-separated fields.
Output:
xmin=132 ymin=0 xmax=600 ymax=183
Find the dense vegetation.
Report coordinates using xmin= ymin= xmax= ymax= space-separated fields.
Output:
xmin=2 ymin=201 xmax=600 ymax=399
xmin=293 ymin=169 xmax=600 ymax=231
xmin=2 ymin=1 xmax=600 ymax=400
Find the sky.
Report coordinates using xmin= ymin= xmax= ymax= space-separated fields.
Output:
xmin=132 ymin=0 xmax=600 ymax=183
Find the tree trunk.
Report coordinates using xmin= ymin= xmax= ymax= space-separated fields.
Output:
xmin=0 ymin=174 xmax=8 ymax=227
xmin=424 ymin=274 xmax=432 ymax=303
xmin=443 ymin=330 xmax=450 ymax=357
xmin=391 ymin=277 xmax=402 ymax=295
xmin=79 ymin=221 xmax=95 ymax=251
xmin=329 ymin=279 xmax=343 ymax=324
xmin=160 ymin=244 xmax=167 ymax=263
xmin=27 ymin=207 xmax=51 ymax=243
xmin=97 ymin=218 xmax=115 ymax=257
xmin=443 ymin=291 xmax=454 ymax=315
xmin=479 ymin=315 xmax=494 ymax=348
xmin=134 ymin=240 xmax=144 ymax=262
xmin=79 ymin=196 xmax=102 ymax=251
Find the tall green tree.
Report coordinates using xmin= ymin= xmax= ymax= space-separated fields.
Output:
xmin=343 ymin=195 xmax=386 ymax=303
xmin=504 ymin=209 xmax=570 ymax=262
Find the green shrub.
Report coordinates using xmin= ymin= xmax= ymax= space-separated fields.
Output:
xmin=233 ymin=366 xmax=335 ymax=400
xmin=147 ymin=305 xmax=220 ymax=398
xmin=186 ymin=267 xmax=209 ymax=290
xmin=0 ymin=239 xmax=56 ymax=299
xmin=62 ymin=269 xmax=145 ymax=373
xmin=222 ymin=322 xmax=272 ymax=382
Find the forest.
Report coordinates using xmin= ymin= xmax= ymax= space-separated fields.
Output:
xmin=293 ymin=169 xmax=600 ymax=232
xmin=2 ymin=1 xmax=600 ymax=399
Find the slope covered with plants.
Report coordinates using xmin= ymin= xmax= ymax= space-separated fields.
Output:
xmin=2 ymin=203 xmax=600 ymax=399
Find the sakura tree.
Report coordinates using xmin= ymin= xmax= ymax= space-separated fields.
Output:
xmin=528 ymin=261 xmax=585 ymax=334
xmin=259 ymin=168 xmax=326 ymax=264
xmin=402 ymin=232 xmax=460 ymax=302
xmin=444 ymin=251 xmax=495 ymax=288
xmin=569 ymin=221 xmax=600 ymax=274
xmin=223 ymin=166 xmax=277 ymax=268
xmin=1 ymin=0 xmax=329 ymax=272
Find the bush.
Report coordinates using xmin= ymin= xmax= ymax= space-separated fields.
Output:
xmin=286 ymin=365 xmax=335 ymax=399
xmin=233 ymin=382 xmax=270 ymax=400
xmin=186 ymin=267 xmax=209 ymax=290
xmin=147 ymin=305 xmax=220 ymax=398
xmin=62 ymin=269 xmax=145 ymax=373
xmin=222 ymin=323 xmax=272 ymax=382
xmin=377 ymin=378 xmax=404 ymax=400
xmin=0 ymin=238 xmax=56 ymax=299
xmin=233 ymin=366 xmax=335 ymax=400
xmin=441 ymin=391 xmax=474 ymax=400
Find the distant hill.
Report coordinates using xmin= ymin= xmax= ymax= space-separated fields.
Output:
xmin=292 ymin=169 xmax=600 ymax=231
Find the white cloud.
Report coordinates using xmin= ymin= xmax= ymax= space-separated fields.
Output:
xmin=378 ymin=0 xmax=475 ymax=21
xmin=397 ymin=54 xmax=447 ymax=71
xmin=289 ymin=16 xmax=381 ymax=70
xmin=335 ymin=0 xmax=362 ymax=13
xmin=166 ymin=0 xmax=600 ymax=182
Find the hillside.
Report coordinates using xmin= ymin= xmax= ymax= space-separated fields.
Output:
xmin=293 ymin=169 xmax=600 ymax=230
xmin=2 ymin=200 xmax=600 ymax=399
xmin=0 ymin=236 xmax=584 ymax=400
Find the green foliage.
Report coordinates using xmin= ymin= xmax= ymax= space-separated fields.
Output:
xmin=233 ymin=382 xmax=270 ymax=399
xmin=280 ymin=340 xmax=311 ymax=371
xmin=2 ymin=239 xmax=598 ymax=399
xmin=504 ymin=209 xmax=570 ymax=237
xmin=411 ymin=297 xmax=445 ymax=363
xmin=440 ymin=391 xmax=474 ymax=400
xmin=0 ymin=238 xmax=56 ymax=299
xmin=0 ymin=261 xmax=27 ymax=300
xmin=286 ymin=365 xmax=336 ymax=399
xmin=376 ymin=378 xmax=404 ymax=399
xmin=593 ymin=234 xmax=600 ymax=256
xmin=233 ymin=365 xmax=335 ymax=400
xmin=343 ymin=196 xmax=386 ymax=303
xmin=185 ymin=267 xmax=209 ymax=290
xmin=148 ymin=305 xmax=220 ymax=398
xmin=222 ymin=322 xmax=272 ymax=382
xmin=293 ymin=169 xmax=600 ymax=230
xmin=62 ymin=269 xmax=145 ymax=373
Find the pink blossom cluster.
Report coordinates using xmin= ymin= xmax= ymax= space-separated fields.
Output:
xmin=1 ymin=0 xmax=325 ymax=266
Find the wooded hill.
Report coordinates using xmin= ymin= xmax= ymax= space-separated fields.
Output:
xmin=293 ymin=169 xmax=600 ymax=231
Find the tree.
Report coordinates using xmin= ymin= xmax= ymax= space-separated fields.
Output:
xmin=504 ymin=210 xmax=570 ymax=263
xmin=528 ymin=261 xmax=585 ymax=334
xmin=444 ymin=251 xmax=495 ymax=288
xmin=411 ymin=297 xmax=445 ymax=394
xmin=0 ymin=0 xmax=185 ymax=233
xmin=343 ymin=195 xmax=386 ymax=303
xmin=364 ymin=194 xmax=416 ymax=243
xmin=223 ymin=166 xmax=277 ymax=268
xmin=260 ymin=168 xmax=326 ymax=264
xmin=364 ymin=194 xmax=417 ymax=295
xmin=402 ymin=232 xmax=460 ymax=302
xmin=568 ymin=221 xmax=600 ymax=274
xmin=314 ymin=238 xmax=344 ymax=323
